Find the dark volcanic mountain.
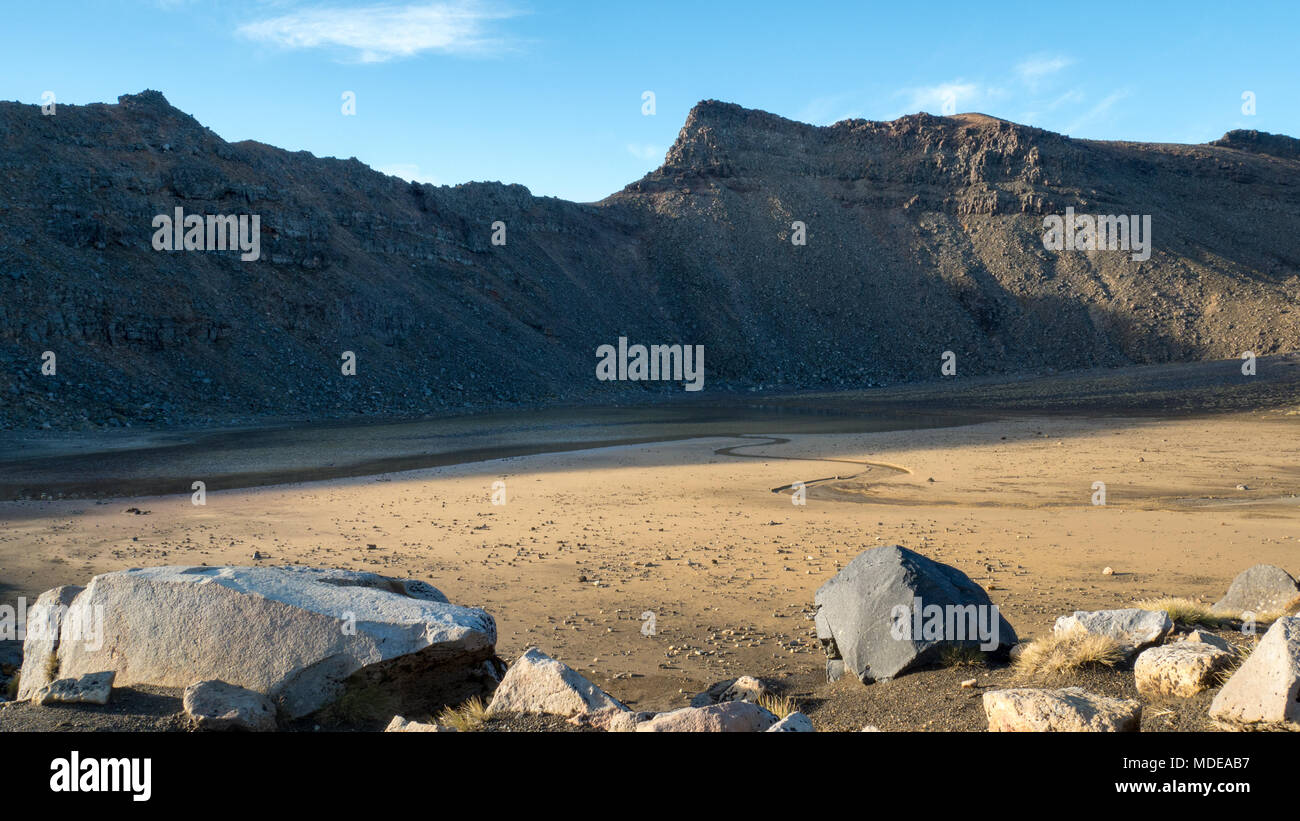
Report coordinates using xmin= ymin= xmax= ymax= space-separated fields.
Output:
xmin=2 ymin=91 xmax=1298 ymax=430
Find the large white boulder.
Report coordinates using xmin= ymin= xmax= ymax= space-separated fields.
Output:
xmin=1209 ymin=617 xmax=1300 ymax=730
xmin=23 ymin=566 xmax=500 ymax=719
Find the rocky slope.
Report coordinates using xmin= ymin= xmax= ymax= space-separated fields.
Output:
xmin=2 ymin=92 xmax=1298 ymax=430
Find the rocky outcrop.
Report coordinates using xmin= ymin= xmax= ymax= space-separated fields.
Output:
xmin=813 ymin=545 xmax=1016 ymax=683
xmin=23 ymin=566 xmax=501 ymax=719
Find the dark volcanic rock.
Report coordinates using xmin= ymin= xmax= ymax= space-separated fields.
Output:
xmin=1212 ymin=564 xmax=1300 ymax=615
xmin=813 ymin=545 xmax=1017 ymax=683
xmin=2 ymin=92 xmax=1299 ymax=430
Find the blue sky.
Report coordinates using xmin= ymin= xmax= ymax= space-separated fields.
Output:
xmin=3 ymin=1 xmax=1297 ymax=202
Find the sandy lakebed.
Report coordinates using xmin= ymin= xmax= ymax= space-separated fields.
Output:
xmin=2 ymin=355 xmax=1300 ymax=731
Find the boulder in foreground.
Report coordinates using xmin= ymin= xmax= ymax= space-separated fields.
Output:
xmin=766 ymin=711 xmax=814 ymax=732
xmin=486 ymin=647 xmax=628 ymax=718
xmin=33 ymin=671 xmax=114 ymax=706
xmin=635 ymin=701 xmax=778 ymax=732
xmin=1053 ymin=609 xmax=1172 ymax=659
xmin=1133 ymin=642 xmax=1232 ymax=698
xmin=183 ymin=680 xmax=277 ymax=732
xmin=1209 ymin=617 xmax=1300 ymax=730
xmin=22 ymin=566 xmax=501 ymax=720
xmin=984 ymin=687 xmax=1142 ymax=732
xmin=1212 ymin=564 xmax=1300 ymax=616
xmin=814 ymin=545 xmax=1017 ymax=683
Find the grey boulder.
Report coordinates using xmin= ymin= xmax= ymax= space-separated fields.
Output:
xmin=1213 ymin=565 xmax=1300 ymax=616
xmin=813 ymin=545 xmax=1016 ymax=683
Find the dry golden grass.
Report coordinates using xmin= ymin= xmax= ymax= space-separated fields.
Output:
xmin=1135 ymin=597 xmax=1229 ymax=628
xmin=436 ymin=696 xmax=488 ymax=732
xmin=3 ymin=672 xmax=18 ymax=700
xmin=939 ymin=645 xmax=986 ymax=668
xmin=1013 ymin=630 xmax=1125 ymax=679
xmin=756 ymin=692 xmax=798 ymax=720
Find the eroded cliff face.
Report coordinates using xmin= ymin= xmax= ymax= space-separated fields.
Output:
xmin=1 ymin=92 xmax=1297 ymax=429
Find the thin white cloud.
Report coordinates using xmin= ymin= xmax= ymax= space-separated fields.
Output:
xmin=892 ymin=82 xmax=1002 ymax=118
xmin=1064 ymin=90 xmax=1129 ymax=135
xmin=1015 ymin=54 xmax=1074 ymax=87
xmin=626 ymin=143 xmax=664 ymax=162
xmin=237 ymin=1 xmax=519 ymax=63
xmin=378 ymin=163 xmax=441 ymax=185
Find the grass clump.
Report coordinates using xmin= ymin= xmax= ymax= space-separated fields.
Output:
xmin=1013 ymin=630 xmax=1125 ymax=679
xmin=1135 ymin=597 xmax=1229 ymax=628
xmin=756 ymin=692 xmax=798 ymax=720
xmin=938 ymin=644 xmax=986 ymax=668
xmin=436 ymin=696 xmax=488 ymax=732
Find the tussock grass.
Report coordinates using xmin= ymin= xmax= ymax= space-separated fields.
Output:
xmin=1013 ymin=630 xmax=1125 ymax=679
xmin=3 ymin=672 xmax=18 ymax=700
xmin=1135 ymin=597 xmax=1229 ymax=628
xmin=1212 ymin=639 xmax=1255 ymax=687
xmin=756 ymin=692 xmax=798 ymax=720
xmin=436 ymin=696 xmax=488 ymax=732
xmin=939 ymin=645 xmax=986 ymax=668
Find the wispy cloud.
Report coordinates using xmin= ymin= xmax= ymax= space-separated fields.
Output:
xmin=626 ymin=143 xmax=664 ymax=162
xmin=1015 ymin=54 xmax=1074 ymax=88
xmin=237 ymin=1 xmax=520 ymax=63
xmin=1064 ymin=90 xmax=1129 ymax=135
xmin=891 ymin=81 xmax=1002 ymax=118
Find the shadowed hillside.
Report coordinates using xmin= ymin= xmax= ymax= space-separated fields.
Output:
xmin=1 ymin=92 xmax=1297 ymax=430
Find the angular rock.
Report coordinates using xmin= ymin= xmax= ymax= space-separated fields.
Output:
xmin=689 ymin=675 xmax=769 ymax=707
xmin=1183 ymin=630 xmax=1236 ymax=655
xmin=1134 ymin=642 xmax=1232 ymax=698
xmin=635 ymin=701 xmax=779 ymax=732
xmin=826 ymin=660 xmax=846 ymax=683
xmin=183 ymin=680 xmax=277 ymax=732
xmin=33 ymin=671 xmax=115 ymax=706
xmin=26 ymin=566 xmax=500 ymax=719
xmin=571 ymin=706 xmax=654 ymax=732
xmin=984 ymin=687 xmax=1141 ymax=732
xmin=1053 ymin=609 xmax=1173 ymax=658
xmin=1213 ymin=565 xmax=1300 ymax=616
xmin=384 ymin=715 xmax=453 ymax=732
xmin=1209 ymin=617 xmax=1300 ymax=730
xmin=813 ymin=545 xmax=1016 ymax=684
xmin=486 ymin=647 xmax=627 ymax=718
xmin=766 ymin=711 xmax=814 ymax=732
xmin=15 ymin=585 xmax=83 ymax=700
